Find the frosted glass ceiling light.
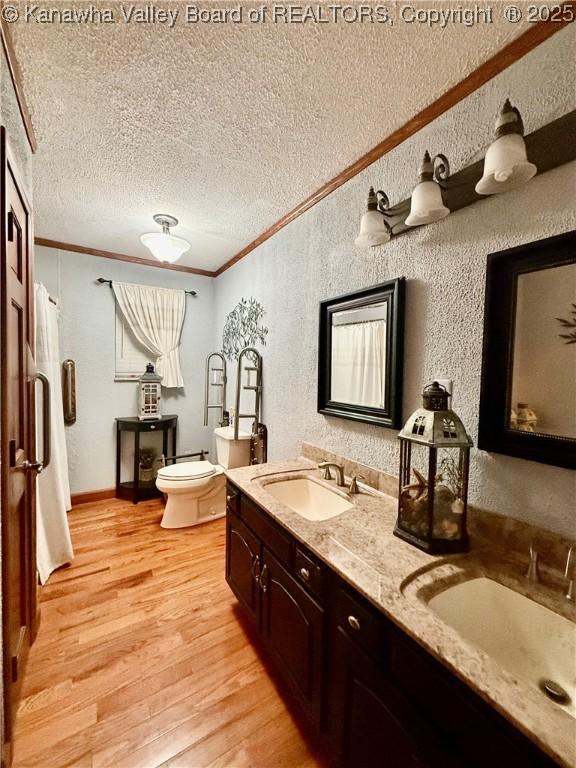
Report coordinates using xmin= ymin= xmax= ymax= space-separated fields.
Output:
xmin=355 ymin=187 xmax=393 ymax=248
xmin=140 ymin=214 xmax=191 ymax=263
xmin=405 ymin=151 xmax=450 ymax=227
xmin=476 ymin=99 xmax=536 ymax=196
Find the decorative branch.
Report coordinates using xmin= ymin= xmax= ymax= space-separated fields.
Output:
xmin=222 ymin=297 xmax=268 ymax=361
xmin=556 ymin=303 xmax=576 ymax=344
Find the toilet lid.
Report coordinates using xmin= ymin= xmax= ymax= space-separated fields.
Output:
xmin=157 ymin=460 xmax=217 ymax=481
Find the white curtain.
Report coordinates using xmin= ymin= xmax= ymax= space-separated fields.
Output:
xmin=331 ymin=320 xmax=386 ymax=408
xmin=112 ymin=282 xmax=186 ymax=388
xmin=35 ymin=284 xmax=73 ymax=585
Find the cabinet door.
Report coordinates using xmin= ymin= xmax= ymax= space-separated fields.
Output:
xmin=260 ymin=549 xmax=324 ymax=729
xmin=225 ymin=511 xmax=261 ymax=625
xmin=328 ymin=626 xmax=461 ymax=768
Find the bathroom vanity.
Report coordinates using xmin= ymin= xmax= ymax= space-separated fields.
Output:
xmin=225 ymin=459 xmax=574 ymax=768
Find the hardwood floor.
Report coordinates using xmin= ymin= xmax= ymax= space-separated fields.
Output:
xmin=12 ymin=499 xmax=324 ymax=768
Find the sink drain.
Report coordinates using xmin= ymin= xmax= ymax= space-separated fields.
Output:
xmin=539 ymin=679 xmax=571 ymax=706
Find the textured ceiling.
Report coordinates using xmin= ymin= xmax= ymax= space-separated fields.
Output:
xmin=13 ymin=3 xmax=531 ymax=271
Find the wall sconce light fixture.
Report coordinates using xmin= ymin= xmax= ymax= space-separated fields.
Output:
xmin=355 ymin=187 xmax=394 ymax=247
xmin=140 ymin=214 xmax=191 ymax=263
xmin=475 ymin=99 xmax=537 ymax=196
xmin=405 ymin=151 xmax=451 ymax=227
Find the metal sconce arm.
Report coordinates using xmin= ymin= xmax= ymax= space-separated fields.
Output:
xmin=432 ymin=153 xmax=451 ymax=184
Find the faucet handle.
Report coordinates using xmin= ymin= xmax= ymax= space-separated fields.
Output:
xmin=564 ymin=545 xmax=575 ymax=601
xmin=318 ymin=462 xmax=332 ymax=481
xmin=349 ymin=475 xmax=365 ymax=494
xmin=526 ymin=544 xmax=540 ymax=583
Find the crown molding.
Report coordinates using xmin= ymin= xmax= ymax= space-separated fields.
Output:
xmin=34 ymin=238 xmax=217 ymax=277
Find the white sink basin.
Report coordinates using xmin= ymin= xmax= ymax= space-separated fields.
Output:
xmin=429 ymin=577 xmax=576 ymax=717
xmin=264 ymin=477 xmax=353 ymax=521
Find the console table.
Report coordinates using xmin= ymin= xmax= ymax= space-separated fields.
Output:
xmin=115 ymin=415 xmax=178 ymax=504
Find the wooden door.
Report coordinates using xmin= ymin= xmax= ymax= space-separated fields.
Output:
xmin=1 ymin=127 xmax=37 ymax=765
xmin=225 ymin=510 xmax=261 ymax=625
xmin=328 ymin=626 xmax=463 ymax=768
xmin=260 ymin=548 xmax=324 ymax=729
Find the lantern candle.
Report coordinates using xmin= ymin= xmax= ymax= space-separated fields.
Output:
xmin=138 ymin=363 xmax=162 ymax=421
xmin=394 ymin=381 xmax=472 ymax=554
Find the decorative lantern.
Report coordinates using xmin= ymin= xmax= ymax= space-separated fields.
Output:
xmin=395 ymin=382 xmax=472 ymax=554
xmin=138 ymin=363 xmax=162 ymax=421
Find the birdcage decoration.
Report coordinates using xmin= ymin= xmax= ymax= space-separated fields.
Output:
xmin=394 ymin=381 xmax=473 ymax=554
xmin=138 ymin=363 xmax=162 ymax=421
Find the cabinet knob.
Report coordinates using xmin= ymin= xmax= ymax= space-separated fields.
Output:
xmin=150 ymin=425 xmax=155 ymax=430
xmin=299 ymin=567 xmax=310 ymax=582
xmin=226 ymin=495 xmax=234 ymax=503
xmin=347 ymin=615 xmax=361 ymax=631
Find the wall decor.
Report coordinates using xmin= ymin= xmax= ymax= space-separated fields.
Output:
xmin=318 ymin=279 xmax=405 ymax=429
xmin=479 ymin=230 xmax=576 ymax=470
xmin=222 ymin=297 xmax=268 ymax=361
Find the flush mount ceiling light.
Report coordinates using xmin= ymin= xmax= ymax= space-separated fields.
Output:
xmin=405 ymin=151 xmax=451 ymax=227
xmin=475 ymin=99 xmax=537 ymax=196
xmin=355 ymin=187 xmax=394 ymax=248
xmin=140 ymin=214 xmax=191 ymax=263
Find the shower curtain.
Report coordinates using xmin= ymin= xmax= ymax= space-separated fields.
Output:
xmin=331 ymin=320 xmax=386 ymax=408
xmin=35 ymin=283 xmax=73 ymax=584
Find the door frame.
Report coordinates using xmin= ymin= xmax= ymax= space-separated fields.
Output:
xmin=0 ymin=125 xmax=37 ymax=767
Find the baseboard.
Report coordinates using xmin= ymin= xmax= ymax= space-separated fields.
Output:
xmin=70 ymin=488 xmax=116 ymax=507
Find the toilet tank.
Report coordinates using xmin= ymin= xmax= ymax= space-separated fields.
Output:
xmin=214 ymin=426 xmax=252 ymax=469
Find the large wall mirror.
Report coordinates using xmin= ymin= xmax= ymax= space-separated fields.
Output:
xmin=479 ymin=231 xmax=576 ymax=470
xmin=318 ymin=279 xmax=405 ymax=429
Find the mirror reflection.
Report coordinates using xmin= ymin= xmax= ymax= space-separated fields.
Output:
xmin=509 ymin=263 xmax=576 ymax=439
xmin=330 ymin=301 xmax=388 ymax=408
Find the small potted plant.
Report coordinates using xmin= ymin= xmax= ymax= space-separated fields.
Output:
xmin=139 ymin=448 xmax=156 ymax=484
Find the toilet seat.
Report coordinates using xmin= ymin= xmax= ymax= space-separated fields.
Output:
xmin=157 ymin=460 xmax=221 ymax=482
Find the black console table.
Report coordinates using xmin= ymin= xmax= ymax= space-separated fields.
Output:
xmin=115 ymin=415 xmax=178 ymax=504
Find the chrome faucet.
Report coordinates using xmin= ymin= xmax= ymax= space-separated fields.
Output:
xmin=564 ymin=545 xmax=575 ymax=601
xmin=526 ymin=544 xmax=540 ymax=583
xmin=318 ymin=462 xmax=345 ymax=487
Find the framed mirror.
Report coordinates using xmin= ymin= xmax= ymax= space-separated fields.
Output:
xmin=318 ymin=278 xmax=405 ymax=429
xmin=479 ymin=231 xmax=576 ymax=470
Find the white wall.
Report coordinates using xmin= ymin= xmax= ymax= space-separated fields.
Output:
xmin=34 ymin=247 xmax=216 ymax=493
xmin=213 ymin=27 xmax=576 ymax=538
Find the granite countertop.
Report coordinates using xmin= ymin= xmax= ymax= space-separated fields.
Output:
xmin=226 ymin=457 xmax=576 ymax=768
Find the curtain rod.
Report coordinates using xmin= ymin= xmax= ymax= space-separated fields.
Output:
xmin=97 ymin=277 xmax=197 ymax=296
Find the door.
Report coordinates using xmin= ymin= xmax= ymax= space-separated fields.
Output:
xmin=328 ymin=626 xmax=463 ymax=768
xmin=260 ymin=548 xmax=324 ymax=729
xmin=225 ymin=510 xmax=261 ymax=625
xmin=1 ymin=127 xmax=37 ymax=764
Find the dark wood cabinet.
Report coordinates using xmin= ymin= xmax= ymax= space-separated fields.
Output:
xmin=225 ymin=485 xmax=326 ymax=731
xmin=225 ymin=511 xmax=260 ymax=625
xmin=225 ymin=480 xmax=561 ymax=768
xmin=261 ymin=548 xmax=324 ymax=728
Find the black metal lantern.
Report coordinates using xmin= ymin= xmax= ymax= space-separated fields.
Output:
xmin=394 ymin=382 xmax=472 ymax=554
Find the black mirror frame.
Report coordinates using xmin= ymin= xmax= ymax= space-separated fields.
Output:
xmin=317 ymin=278 xmax=405 ymax=429
xmin=478 ymin=230 xmax=576 ymax=470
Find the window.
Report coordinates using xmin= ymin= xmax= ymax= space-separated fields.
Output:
xmin=412 ymin=415 xmax=426 ymax=436
xmin=114 ymin=310 xmax=153 ymax=381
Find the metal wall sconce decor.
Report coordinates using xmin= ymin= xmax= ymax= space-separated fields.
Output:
xmin=354 ymin=187 xmax=394 ymax=247
xmin=405 ymin=151 xmax=450 ymax=227
xmin=475 ymin=99 xmax=537 ymax=196
xmin=355 ymin=103 xmax=576 ymax=248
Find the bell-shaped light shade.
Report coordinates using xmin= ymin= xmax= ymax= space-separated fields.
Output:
xmin=475 ymin=133 xmax=537 ymax=196
xmin=405 ymin=180 xmax=450 ymax=227
xmin=355 ymin=209 xmax=391 ymax=248
xmin=140 ymin=232 xmax=191 ymax=263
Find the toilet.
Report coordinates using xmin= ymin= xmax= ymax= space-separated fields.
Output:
xmin=156 ymin=426 xmax=251 ymax=528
